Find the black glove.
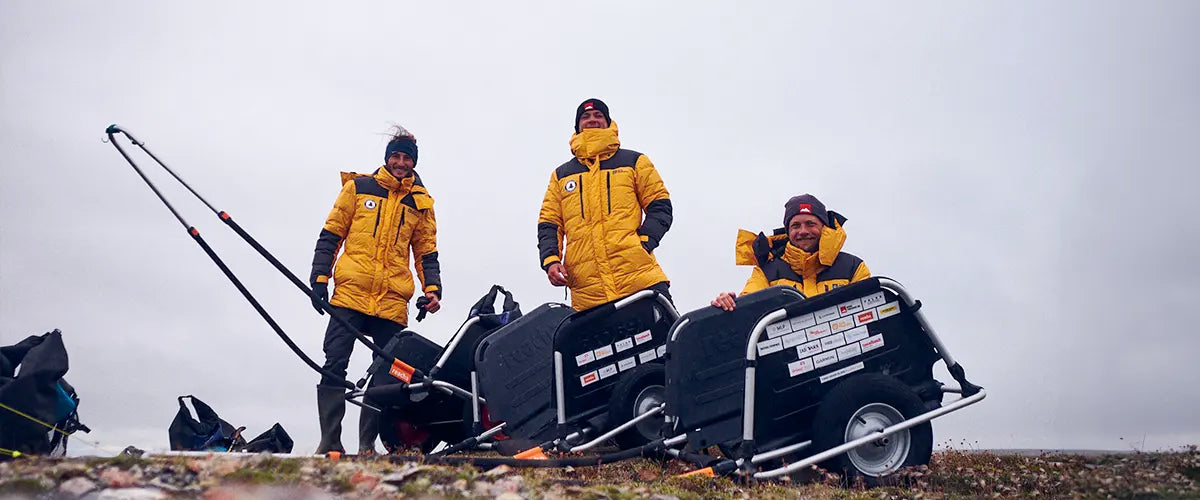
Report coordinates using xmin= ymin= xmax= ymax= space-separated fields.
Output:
xmin=415 ymin=295 xmax=430 ymax=322
xmin=311 ymin=282 xmax=328 ymax=315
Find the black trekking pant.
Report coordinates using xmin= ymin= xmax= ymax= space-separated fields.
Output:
xmin=319 ymin=306 xmax=405 ymax=387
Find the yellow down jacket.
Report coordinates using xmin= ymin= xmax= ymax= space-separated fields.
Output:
xmin=537 ymin=121 xmax=672 ymax=310
xmin=310 ymin=167 xmax=440 ymax=324
xmin=734 ymin=215 xmax=870 ymax=298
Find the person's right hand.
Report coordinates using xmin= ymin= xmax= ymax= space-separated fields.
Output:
xmin=711 ymin=292 xmax=737 ymax=311
xmin=311 ymin=282 xmax=329 ymax=315
xmin=546 ymin=263 xmax=569 ymax=287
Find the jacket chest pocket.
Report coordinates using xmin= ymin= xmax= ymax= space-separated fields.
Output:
xmin=392 ymin=206 xmax=417 ymax=247
xmin=560 ymin=175 xmax=586 ymax=221
xmin=354 ymin=196 xmax=386 ymax=238
xmin=605 ymin=168 xmax=637 ymax=214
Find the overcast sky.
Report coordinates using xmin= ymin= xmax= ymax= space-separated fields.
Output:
xmin=2 ymin=1 xmax=1197 ymax=455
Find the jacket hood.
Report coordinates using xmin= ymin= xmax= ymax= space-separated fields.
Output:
xmin=570 ymin=120 xmax=621 ymax=164
xmin=735 ymin=215 xmax=849 ymax=269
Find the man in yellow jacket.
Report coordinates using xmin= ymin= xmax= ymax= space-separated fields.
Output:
xmin=309 ymin=127 xmax=442 ymax=455
xmin=538 ymin=98 xmax=673 ymax=310
xmin=712 ymin=194 xmax=871 ymax=311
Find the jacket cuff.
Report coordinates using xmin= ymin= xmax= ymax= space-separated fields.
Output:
xmin=423 ymin=284 xmax=442 ymax=299
xmin=541 ymin=255 xmax=561 ymax=271
xmin=314 ymin=275 xmax=330 ymax=284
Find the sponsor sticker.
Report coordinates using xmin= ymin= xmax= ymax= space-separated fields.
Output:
xmin=836 ymin=342 xmax=862 ymax=361
xmin=797 ymin=339 xmax=823 ymax=356
xmin=789 ymin=313 xmax=816 ymax=331
xmin=854 ymin=310 xmax=877 ymax=326
xmin=860 ymin=334 xmax=885 ymax=352
xmin=837 ymin=298 xmax=864 ymax=316
xmin=766 ymin=320 xmax=792 ymax=339
xmin=806 ymin=322 xmax=832 ymax=342
xmin=819 ymin=361 xmax=865 ymax=383
xmin=756 ymin=337 xmax=784 ymax=356
xmin=575 ymin=351 xmax=595 ymax=367
xmin=781 ymin=331 xmax=807 ymax=349
xmin=830 ymin=317 xmax=856 ymax=333
xmin=618 ymin=356 xmax=637 ymax=371
xmin=813 ymin=351 xmax=839 ymax=368
xmin=821 ymin=332 xmax=846 ymax=351
xmin=638 ymin=349 xmax=658 ymax=363
xmin=634 ymin=330 xmax=654 ymax=345
xmin=656 ymin=344 xmax=667 ymax=357
xmin=815 ymin=306 xmax=840 ymax=323
xmin=593 ymin=344 xmax=614 ymax=361
xmin=598 ymin=363 xmax=619 ymax=379
xmin=580 ymin=370 xmax=599 ymax=387
xmin=615 ymin=338 xmax=634 ymax=352
xmin=876 ymin=302 xmax=901 ymax=319
xmin=364 ymin=199 xmax=377 ymax=210
xmin=862 ymin=291 xmax=886 ymax=309
xmin=788 ymin=358 xmax=814 ymax=377
xmin=843 ymin=325 xmax=870 ymax=344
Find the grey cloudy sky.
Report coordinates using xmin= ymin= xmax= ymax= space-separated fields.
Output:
xmin=2 ymin=1 xmax=1197 ymax=455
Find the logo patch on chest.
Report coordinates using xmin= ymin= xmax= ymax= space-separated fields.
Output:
xmin=363 ymin=199 xmax=377 ymax=209
xmin=564 ymin=179 xmax=577 ymax=193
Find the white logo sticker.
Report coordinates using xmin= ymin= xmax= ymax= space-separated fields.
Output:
xmin=598 ymin=363 xmax=619 ymax=379
xmin=862 ymin=292 xmax=886 ymax=309
xmin=781 ymin=331 xmax=807 ymax=349
xmin=813 ymin=351 xmax=839 ymax=368
xmin=820 ymin=333 xmax=847 ymax=351
xmin=819 ymin=361 xmax=865 ymax=383
xmin=876 ymin=302 xmax=901 ymax=319
xmin=634 ymin=330 xmax=653 ymax=345
xmin=806 ymin=323 xmax=832 ymax=342
xmin=788 ymin=358 xmax=814 ymax=377
xmin=638 ymin=349 xmax=658 ymax=363
xmin=815 ymin=306 xmax=840 ymax=323
xmin=618 ymin=356 xmax=637 ymax=371
xmin=766 ymin=320 xmax=792 ymax=339
xmin=575 ymin=351 xmax=595 ymax=367
xmin=615 ymin=338 xmax=634 ymax=352
xmin=364 ymin=199 xmax=377 ymax=209
xmin=837 ymin=298 xmax=864 ymax=317
xmin=580 ymin=370 xmax=599 ymax=387
xmin=861 ymin=334 xmax=885 ymax=352
xmin=843 ymin=325 xmax=870 ymax=344
xmin=789 ymin=313 xmax=816 ymax=331
xmin=836 ymin=342 xmax=862 ymax=361
xmin=830 ymin=317 xmax=856 ymax=334
xmin=564 ymin=179 xmax=577 ymax=193
xmin=798 ymin=339 xmax=823 ymax=356
xmin=756 ymin=337 xmax=784 ymax=356
xmin=593 ymin=344 xmax=614 ymax=361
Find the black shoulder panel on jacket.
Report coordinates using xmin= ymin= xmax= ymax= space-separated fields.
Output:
xmin=599 ymin=149 xmax=642 ymax=170
xmin=817 ymin=252 xmax=864 ymax=282
xmin=555 ymin=159 xmax=588 ymax=179
xmin=353 ymin=176 xmax=388 ymax=198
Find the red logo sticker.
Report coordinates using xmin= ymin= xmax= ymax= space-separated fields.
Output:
xmin=798 ymin=203 xmax=812 ymax=213
xmin=583 ymin=102 xmax=595 ymax=111
xmin=857 ymin=311 xmax=875 ymax=323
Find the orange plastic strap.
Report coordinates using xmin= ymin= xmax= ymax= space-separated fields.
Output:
xmin=677 ymin=467 xmax=715 ymax=478
xmin=389 ymin=359 xmax=415 ymax=383
xmin=219 ymin=211 xmax=231 ymax=221
xmin=514 ymin=447 xmax=548 ymax=460
xmin=188 ymin=227 xmax=199 ymax=236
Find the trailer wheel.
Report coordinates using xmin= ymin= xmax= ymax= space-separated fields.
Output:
xmin=811 ymin=373 xmax=933 ymax=485
xmin=607 ymin=363 xmax=667 ymax=449
xmin=379 ymin=406 xmax=437 ymax=454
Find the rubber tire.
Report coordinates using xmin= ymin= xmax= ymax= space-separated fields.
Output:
xmin=607 ymin=363 xmax=667 ymax=450
xmin=378 ymin=405 xmax=439 ymax=454
xmin=810 ymin=373 xmax=933 ymax=486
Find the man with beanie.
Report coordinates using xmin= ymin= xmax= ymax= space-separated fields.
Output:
xmin=711 ymin=194 xmax=871 ymax=311
xmin=309 ymin=125 xmax=442 ymax=455
xmin=538 ymin=98 xmax=674 ymax=310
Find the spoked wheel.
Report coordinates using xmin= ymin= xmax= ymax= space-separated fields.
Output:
xmin=811 ymin=373 xmax=933 ymax=486
xmin=607 ymin=364 xmax=667 ymax=449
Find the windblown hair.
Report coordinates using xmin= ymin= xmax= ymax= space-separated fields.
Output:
xmin=386 ymin=124 xmax=417 ymax=144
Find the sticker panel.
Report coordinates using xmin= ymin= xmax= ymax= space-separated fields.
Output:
xmin=843 ymin=325 xmax=870 ymax=344
xmin=819 ymin=362 xmax=865 ymax=383
xmin=638 ymin=350 xmax=658 ymax=363
xmin=766 ymin=320 xmax=792 ymax=339
xmin=615 ymin=338 xmax=634 ymax=353
xmin=789 ymin=313 xmax=816 ymax=331
xmin=815 ymin=306 xmax=840 ymax=323
xmin=861 ymin=291 xmax=886 ymax=309
xmin=634 ymin=330 xmax=654 ymax=345
xmin=820 ymin=332 xmax=846 ymax=351
xmin=830 ymin=317 xmax=856 ymax=334
xmin=575 ymin=351 xmax=595 ymax=367
xmin=836 ymin=342 xmax=862 ymax=361
xmin=593 ymin=344 xmax=614 ymax=361
xmin=853 ymin=310 xmax=877 ymax=327
xmin=598 ymin=363 xmax=619 ymax=379
xmin=757 ymin=337 xmax=784 ymax=356
xmin=876 ymin=302 xmax=901 ymax=319
xmin=788 ymin=358 xmax=814 ymax=377
xmin=837 ymin=298 xmax=864 ymax=316
xmin=781 ymin=331 xmax=807 ymax=349
xmin=860 ymin=334 xmax=885 ymax=352
xmin=806 ymin=322 xmax=832 ymax=342
xmin=813 ymin=351 xmax=839 ymax=368
xmin=618 ymin=356 xmax=637 ymax=371
xmin=580 ymin=370 xmax=599 ymax=387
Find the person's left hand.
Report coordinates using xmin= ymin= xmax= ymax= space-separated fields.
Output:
xmin=423 ymin=291 xmax=441 ymax=314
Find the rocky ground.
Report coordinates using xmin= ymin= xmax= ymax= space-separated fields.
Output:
xmin=0 ymin=446 xmax=1197 ymax=499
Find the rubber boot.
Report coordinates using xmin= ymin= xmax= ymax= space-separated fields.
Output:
xmin=316 ymin=385 xmax=346 ymax=455
xmin=358 ymin=404 xmax=381 ymax=456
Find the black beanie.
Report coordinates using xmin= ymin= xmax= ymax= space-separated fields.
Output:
xmin=574 ymin=98 xmax=611 ymax=133
xmin=384 ymin=138 xmax=418 ymax=166
xmin=783 ymin=194 xmax=830 ymax=228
